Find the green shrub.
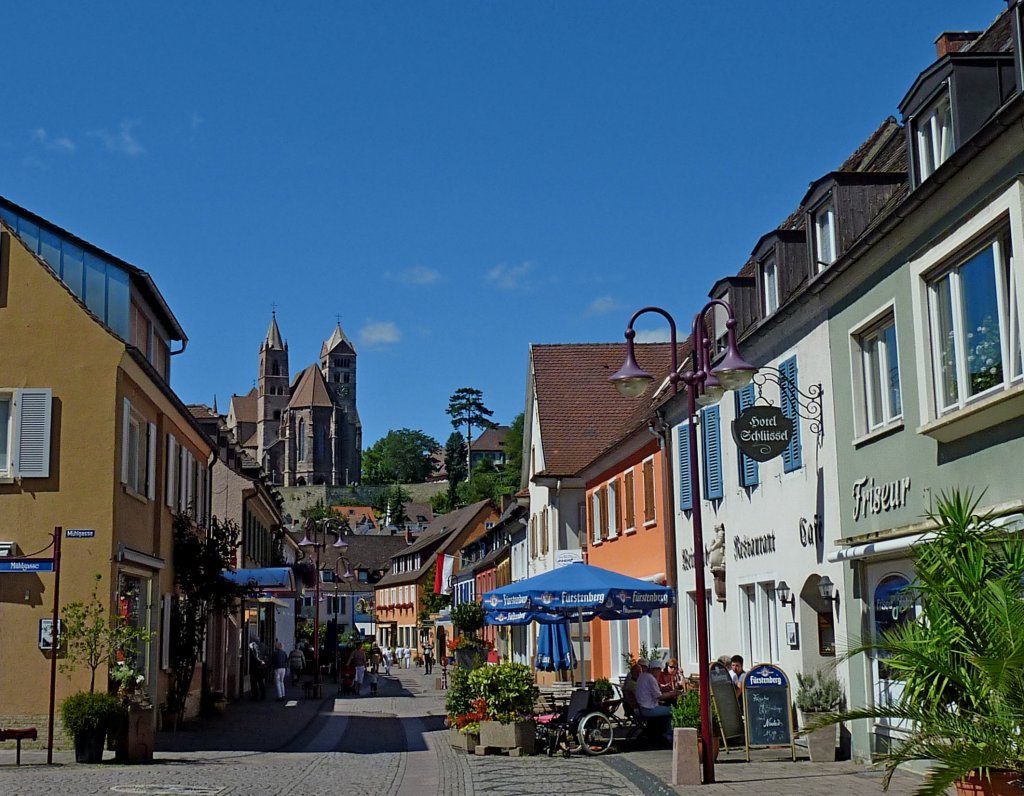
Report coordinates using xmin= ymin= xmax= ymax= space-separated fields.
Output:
xmin=451 ymin=602 xmax=485 ymax=634
xmin=671 ymin=689 xmax=701 ymax=729
xmin=593 ymin=678 xmax=613 ymax=703
xmin=795 ymin=670 xmax=842 ymax=713
xmin=468 ymin=662 xmax=537 ymax=722
xmin=60 ymin=691 xmax=121 ymax=737
xmin=445 ymin=666 xmax=475 ymax=722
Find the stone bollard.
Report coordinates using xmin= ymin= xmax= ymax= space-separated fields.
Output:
xmin=671 ymin=727 xmax=700 ymax=786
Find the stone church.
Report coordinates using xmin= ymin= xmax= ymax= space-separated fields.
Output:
xmin=227 ymin=313 xmax=362 ymax=486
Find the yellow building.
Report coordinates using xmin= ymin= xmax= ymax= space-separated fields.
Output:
xmin=0 ymin=198 xmax=214 ymax=744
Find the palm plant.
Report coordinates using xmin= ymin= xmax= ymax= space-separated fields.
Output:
xmin=810 ymin=490 xmax=1024 ymax=795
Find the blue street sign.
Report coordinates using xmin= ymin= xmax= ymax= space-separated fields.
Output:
xmin=65 ymin=529 xmax=96 ymax=539
xmin=0 ymin=559 xmax=55 ymax=573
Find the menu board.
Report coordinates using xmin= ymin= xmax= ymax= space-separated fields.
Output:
xmin=708 ymin=661 xmax=745 ymax=747
xmin=742 ymin=663 xmax=795 ymax=758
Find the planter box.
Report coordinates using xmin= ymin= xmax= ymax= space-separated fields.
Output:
xmin=801 ymin=717 xmax=836 ymax=763
xmin=454 ymin=648 xmax=485 ymax=670
xmin=114 ymin=705 xmax=155 ymax=764
xmin=448 ymin=727 xmax=480 ymax=753
xmin=479 ymin=720 xmax=535 ymax=754
xmin=73 ymin=724 xmax=107 ymax=764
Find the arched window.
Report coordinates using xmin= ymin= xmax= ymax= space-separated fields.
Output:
xmin=297 ymin=419 xmax=306 ymax=461
xmin=272 ymin=362 xmax=280 ymax=377
xmin=273 ymin=410 xmax=281 ymax=420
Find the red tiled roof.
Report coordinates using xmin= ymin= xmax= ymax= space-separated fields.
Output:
xmin=471 ymin=425 xmax=509 ymax=452
xmin=288 ymin=365 xmax=333 ymax=408
xmin=531 ymin=342 xmax=686 ymax=477
xmin=230 ymin=388 xmax=258 ymax=424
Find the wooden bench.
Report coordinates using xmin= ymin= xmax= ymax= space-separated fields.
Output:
xmin=0 ymin=727 xmax=37 ymax=765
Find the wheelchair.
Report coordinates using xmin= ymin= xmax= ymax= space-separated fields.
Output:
xmin=534 ymin=688 xmax=615 ymax=758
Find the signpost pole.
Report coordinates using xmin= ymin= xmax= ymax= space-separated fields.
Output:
xmin=46 ymin=527 xmax=62 ymax=765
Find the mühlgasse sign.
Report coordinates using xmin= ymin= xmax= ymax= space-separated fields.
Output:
xmin=732 ymin=406 xmax=794 ymax=462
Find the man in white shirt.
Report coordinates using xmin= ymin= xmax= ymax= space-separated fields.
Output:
xmin=635 ymin=659 xmax=673 ymax=743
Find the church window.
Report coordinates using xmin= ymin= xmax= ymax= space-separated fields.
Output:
xmin=297 ymin=420 xmax=306 ymax=461
xmin=343 ymin=374 xmax=351 ymax=384
xmin=272 ymin=362 xmax=280 ymax=377
xmin=273 ymin=411 xmax=281 ymax=420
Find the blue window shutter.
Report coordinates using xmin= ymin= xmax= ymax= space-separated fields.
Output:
xmin=677 ymin=424 xmax=692 ymax=511
xmin=736 ymin=385 xmax=759 ymax=487
xmin=781 ymin=356 xmax=803 ymax=472
xmin=702 ymin=406 xmax=723 ymax=500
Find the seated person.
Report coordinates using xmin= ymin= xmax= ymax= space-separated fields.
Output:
xmin=634 ymin=659 xmax=674 ymax=743
xmin=657 ymin=658 xmax=682 ymax=691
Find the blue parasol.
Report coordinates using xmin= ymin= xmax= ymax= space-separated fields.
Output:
xmin=535 ymin=620 xmax=577 ymax=672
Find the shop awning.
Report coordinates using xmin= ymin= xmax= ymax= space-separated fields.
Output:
xmin=222 ymin=567 xmax=296 ymax=595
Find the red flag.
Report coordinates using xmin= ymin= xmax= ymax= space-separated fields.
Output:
xmin=434 ymin=553 xmax=443 ymax=594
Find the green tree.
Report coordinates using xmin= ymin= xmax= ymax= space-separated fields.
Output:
xmin=362 ymin=428 xmax=440 ymax=484
xmin=444 ymin=432 xmax=468 ymax=508
xmin=60 ymin=574 xmax=152 ymax=693
xmin=458 ymin=459 xmax=501 ymax=504
xmin=497 ymin=412 xmax=524 ymax=498
xmin=446 ymin=387 xmax=494 ymax=476
xmin=374 ymin=484 xmax=412 ymax=528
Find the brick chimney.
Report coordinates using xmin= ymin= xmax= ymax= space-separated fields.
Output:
xmin=935 ymin=31 xmax=982 ymax=58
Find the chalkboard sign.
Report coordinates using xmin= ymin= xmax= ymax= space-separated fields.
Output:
xmin=742 ymin=663 xmax=795 ymax=760
xmin=708 ymin=662 xmax=745 ymax=749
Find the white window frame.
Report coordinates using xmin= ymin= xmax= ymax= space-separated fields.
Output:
xmin=591 ymin=492 xmax=602 ymax=545
xmin=739 ymin=579 xmax=780 ymax=665
xmin=0 ymin=392 xmax=13 ymax=480
xmin=609 ymin=619 xmax=630 ymax=680
xmin=685 ymin=589 xmax=714 ymax=670
xmin=121 ymin=398 xmax=154 ymax=500
xmin=1 ymin=388 xmax=53 ymax=481
xmin=606 ymin=480 xmax=618 ymax=540
xmin=911 ymin=184 xmax=1024 ymax=430
xmin=915 ymin=88 xmax=953 ymax=182
xmin=849 ymin=303 xmax=903 ymax=437
xmin=814 ymin=200 xmax=837 ymax=270
xmin=762 ymin=257 xmax=779 ymax=315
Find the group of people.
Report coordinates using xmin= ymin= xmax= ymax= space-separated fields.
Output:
xmin=248 ymin=640 xmax=299 ymax=702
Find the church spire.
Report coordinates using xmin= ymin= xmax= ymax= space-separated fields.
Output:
xmin=264 ymin=311 xmax=285 ymax=351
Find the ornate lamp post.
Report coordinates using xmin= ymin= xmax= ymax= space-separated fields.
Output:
xmin=298 ymin=517 xmax=348 ymax=693
xmin=610 ymin=302 xmax=756 ymax=784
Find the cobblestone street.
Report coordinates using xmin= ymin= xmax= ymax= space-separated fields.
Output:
xmin=0 ymin=667 xmax=938 ymax=795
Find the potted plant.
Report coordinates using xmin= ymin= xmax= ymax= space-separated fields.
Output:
xmin=445 ymin=666 xmax=480 ymax=752
xmin=671 ymin=689 xmax=720 ymax=759
xmin=451 ymin=602 xmax=488 ymax=669
xmin=109 ymin=663 xmax=155 ymax=763
xmin=795 ymin=670 xmax=842 ymax=762
xmin=593 ymin=678 xmax=614 ymax=704
xmin=470 ymin=662 xmax=538 ymax=753
xmin=60 ymin=691 xmax=121 ymax=763
xmin=808 ymin=491 xmax=1024 ymax=795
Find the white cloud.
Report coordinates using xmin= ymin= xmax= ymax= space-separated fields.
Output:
xmin=359 ymin=321 xmax=401 ymax=346
xmin=190 ymin=112 xmax=203 ymax=130
xmin=634 ymin=328 xmax=671 ymax=343
xmin=90 ymin=120 xmax=144 ymax=156
xmin=393 ymin=265 xmax=441 ymax=285
xmin=587 ymin=296 xmax=621 ymax=315
xmin=31 ymin=128 xmax=75 ymax=153
xmin=487 ymin=261 xmax=533 ymax=290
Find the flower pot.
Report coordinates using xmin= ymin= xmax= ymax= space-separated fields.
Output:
xmin=479 ymin=720 xmax=535 ymax=753
xmin=114 ymin=704 xmax=155 ymax=764
xmin=802 ymin=721 xmax=836 ymax=763
xmin=955 ymin=770 xmax=1022 ymax=796
xmin=448 ymin=727 xmax=479 ymax=753
xmin=697 ymin=735 xmax=721 ymax=761
xmin=454 ymin=648 xmax=484 ymax=670
xmin=74 ymin=724 xmax=107 ymax=764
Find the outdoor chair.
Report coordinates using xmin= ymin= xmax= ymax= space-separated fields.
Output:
xmin=618 ymin=688 xmax=649 ymax=742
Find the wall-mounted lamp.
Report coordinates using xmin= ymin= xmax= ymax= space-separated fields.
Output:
xmin=818 ymin=575 xmax=838 ymax=604
xmin=775 ymin=580 xmax=794 ymax=607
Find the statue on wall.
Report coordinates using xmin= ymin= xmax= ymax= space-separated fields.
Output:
xmin=708 ymin=523 xmax=727 ymax=602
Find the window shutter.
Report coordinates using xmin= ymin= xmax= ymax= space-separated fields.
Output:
xmin=588 ymin=496 xmax=597 ymax=544
xmin=702 ymin=406 xmax=723 ymax=500
xmin=121 ymin=398 xmax=131 ymax=484
xmin=736 ymin=385 xmax=759 ymax=487
xmin=624 ymin=471 xmax=635 ymax=528
xmin=599 ymin=488 xmax=609 ymax=540
xmin=165 ymin=435 xmax=177 ymax=508
xmin=13 ymin=388 xmax=52 ymax=478
xmin=677 ymin=424 xmax=692 ymax=511
xmin=780 ymin=356 xmax=803 ymax=472
xmin=178 ymin=445 xmax=187 ymax=512
xmin=146 ymin=423 xmax=157 ymax=500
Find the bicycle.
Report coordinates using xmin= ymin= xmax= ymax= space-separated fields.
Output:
xmin=535 ymin=689 xmax=615 ymax=757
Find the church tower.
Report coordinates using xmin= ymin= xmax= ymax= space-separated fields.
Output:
xmin=319 ymin=322 xmax=362 ymax=484
xmin=257 ymin=312 xmax=289 ymax=482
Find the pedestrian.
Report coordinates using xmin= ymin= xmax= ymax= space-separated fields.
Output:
xmin=370 ymin=642 xmax=382 ymax=673
xmin=403 ymin=646 xmax=412 ymax=669
xmin=348 ymin=645 xmax=367 ymax=696
xmin=367 ymin=668 xmax=379 ymax=696
xmin=422 ymin=640 xmax=434 ymax=675
xmin=271 ymin=642 xmax=289 ymax=701
xmin=382 ymin=646 xmax=392 ymax=675
xmin=249 ymin=640 xmax=267 ymax=701
xmin=288 ymin=645 xmax=305 ymax=686
xmin=729 ymin=655 xmax=745 ymax=694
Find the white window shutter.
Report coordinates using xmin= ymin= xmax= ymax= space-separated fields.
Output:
xmin=178 ymin=445 xmax=187 ymax=512
xmin=146 ymin=423 xmax=157 ymax=500
xmin=13 ymin=389 xmax=52 ymax=478
xmin=121 ymin=398 xmax=131 ymax=484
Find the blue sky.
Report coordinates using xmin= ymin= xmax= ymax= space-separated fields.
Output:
xmin=1 ymin=2 xmax=1001 ymax=448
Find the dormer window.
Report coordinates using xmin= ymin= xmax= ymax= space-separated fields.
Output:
xmin=914 ymin=90 xmax=953 ymax=182
xmin=762 ymin=258 xmax=779 ymax=315
xmin=813 ymin=202 xmax=837 ymax=270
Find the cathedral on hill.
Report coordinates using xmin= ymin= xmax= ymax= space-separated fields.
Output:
xmin=227 ymin=313 xmax=362 ymax=486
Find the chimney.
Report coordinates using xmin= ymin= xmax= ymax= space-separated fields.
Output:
xmin=935 ymin=31 xmax=981 ymax=58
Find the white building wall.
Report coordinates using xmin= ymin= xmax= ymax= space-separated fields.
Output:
xmin=672 ymin=318 xmax=851 ymax=705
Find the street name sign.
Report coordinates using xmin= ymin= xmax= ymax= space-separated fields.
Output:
xmin=0 ymin=558 xmax=55 ymax=573
xmin=66 ymin=529 xmax=96 ymax=538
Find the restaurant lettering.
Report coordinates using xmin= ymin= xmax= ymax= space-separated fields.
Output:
xmin=733 ymin=532 xmax=776 ymax=559
xmin=732 ymin=406 xmax=794 ymax=462
xmin=852 ymin=476 xmax=911 ymax=521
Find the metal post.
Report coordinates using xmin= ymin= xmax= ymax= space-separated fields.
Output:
xmin=46 ymin=527 xmax=62 ymax=765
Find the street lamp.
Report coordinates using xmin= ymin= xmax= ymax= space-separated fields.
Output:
xmin=298 ymin=516 xmax=347 ymax=694
xmin=610 ymin=302 xmax=756 ymax=785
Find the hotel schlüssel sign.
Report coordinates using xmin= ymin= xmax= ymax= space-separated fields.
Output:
xmin=731 ymin=406 xmax=794 ymax=462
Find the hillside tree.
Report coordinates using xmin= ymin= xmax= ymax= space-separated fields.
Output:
xmin=446 ymin=387 xmax=494 ymax=476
